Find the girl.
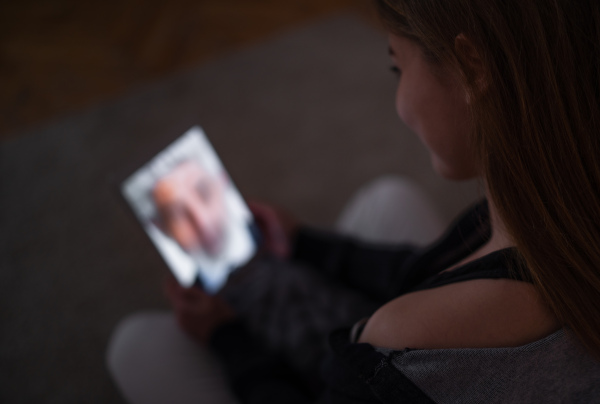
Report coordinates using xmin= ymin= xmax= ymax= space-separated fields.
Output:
xmin=108 ymin=0 xmax=600 ymax=402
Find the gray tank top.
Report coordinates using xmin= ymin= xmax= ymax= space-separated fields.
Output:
xmin=364 ymin=248 xmax=600 ymax=403
xmin=373 ymin=328 xmax=600 ymax=403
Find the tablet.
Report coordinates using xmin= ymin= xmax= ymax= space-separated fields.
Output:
xmin=120 ymin=126 xmax=259 ymax=293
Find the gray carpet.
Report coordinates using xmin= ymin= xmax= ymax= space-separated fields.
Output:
xmin=0 ymin=15 xmax=480 ymax=403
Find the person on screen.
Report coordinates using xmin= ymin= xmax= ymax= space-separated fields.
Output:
xmin=147 ymin=158 xmax=255 ymax=292
xmin=152 ymin=160 xmax=227 ymax=258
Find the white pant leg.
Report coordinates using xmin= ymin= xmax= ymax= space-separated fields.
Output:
xmin=335 ymin=176 xmax=445 ymax=246
xmin=106 ymin=312 xmax=238 ymax=404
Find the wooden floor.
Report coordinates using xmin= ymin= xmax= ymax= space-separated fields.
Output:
xmin=0 ymin=0 xmax=377 ymax=140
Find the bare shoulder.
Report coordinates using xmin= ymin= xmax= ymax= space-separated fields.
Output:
xmin=358 ymin=279 xmax=560 ymax=350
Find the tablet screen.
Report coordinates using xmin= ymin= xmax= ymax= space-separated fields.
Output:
xmin=121 ymin=126 xmax=258 ymax=292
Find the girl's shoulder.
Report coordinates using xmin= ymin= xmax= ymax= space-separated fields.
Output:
xmin=359 ymin=277 xmax=560 ymax=350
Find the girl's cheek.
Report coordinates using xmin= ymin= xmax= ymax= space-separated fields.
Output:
xmin=396 ymin=94 xmax=415 ymax=129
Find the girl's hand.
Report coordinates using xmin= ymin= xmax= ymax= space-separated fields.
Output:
xmin=248 ymin=201 xmax=299 ymax=259
xmin=165 ymin=276 xmax=235 ymax=344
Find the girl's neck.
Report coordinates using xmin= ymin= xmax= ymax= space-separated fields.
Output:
xmin=441 ymin=187 xmax=515 ymax=273
xmin=485 ymin=187 xmax=515 ymax=252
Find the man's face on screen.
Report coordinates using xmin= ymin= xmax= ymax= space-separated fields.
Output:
xmin=153 ymin=161 xmax=227 ymax=257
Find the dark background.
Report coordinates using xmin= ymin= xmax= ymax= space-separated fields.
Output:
xmin=0 ymin=0 xmax=374 ymax=140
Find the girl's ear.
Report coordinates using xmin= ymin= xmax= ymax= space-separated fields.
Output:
xmin=455 ymin=33 xmax=488 ymax=101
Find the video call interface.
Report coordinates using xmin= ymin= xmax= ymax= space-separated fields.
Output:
xmin=121 ymin=127 xmax=257 ymax=292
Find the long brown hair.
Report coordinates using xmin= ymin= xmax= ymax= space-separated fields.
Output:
xmin=377 ymin=0 xmax=600 ymax=357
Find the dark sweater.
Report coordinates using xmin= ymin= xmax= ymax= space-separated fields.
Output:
xmin=210 ymin=202 xmax=600 ymax=403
